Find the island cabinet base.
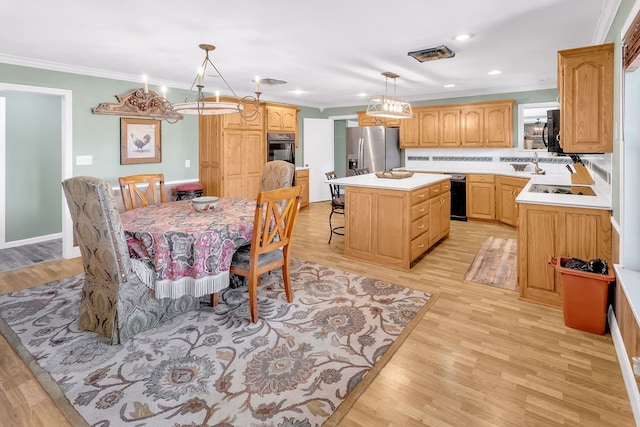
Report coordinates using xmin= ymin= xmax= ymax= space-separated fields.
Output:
xmin=344 ymin=181 xmax=450 ymax=271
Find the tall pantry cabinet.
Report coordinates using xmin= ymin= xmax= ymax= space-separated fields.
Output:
xmin=199 ymin=103 xmax=266 ymax=198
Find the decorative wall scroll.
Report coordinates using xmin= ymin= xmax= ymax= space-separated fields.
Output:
xmin=92 ymin=89 xmax=183 ymax=120
xmin=120 ymin=118 xmax=161 ymax=164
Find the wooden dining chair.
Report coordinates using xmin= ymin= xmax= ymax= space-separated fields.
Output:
xmin=354 ymin=167 xmax=370 ymax=175
xmin=226 ymin=185 xmax=303 ymax=322
xmin=118 ymin=173 xmax=167 ymax=211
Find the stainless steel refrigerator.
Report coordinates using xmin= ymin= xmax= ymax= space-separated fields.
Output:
xmin=345 ymin=126 xmax=401 ymax=176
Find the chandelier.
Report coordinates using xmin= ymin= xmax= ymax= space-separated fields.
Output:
xmin=171 ymin=43 xmax=261 ymax=120
xmin=366 ymin=72 xmax=412 ymax=119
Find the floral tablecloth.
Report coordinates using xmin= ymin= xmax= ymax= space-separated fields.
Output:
xmin=120 ymin=199 xmax=255 ymax=299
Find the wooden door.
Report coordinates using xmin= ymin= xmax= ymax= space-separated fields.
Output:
xmin=400 ymin=114 xmax=420 ymax=148
xmin=244 ymin=131 xmax=265 ymax=198
xmin=497 ymin=183 xmax=517 ymax=226
xmin=418 ymin=109 xmax=439 ymax=147
xmin=484 ymin=103 xmax=512 ymax=147
xmin=518 ymin=205 xmax=562 ymax=306
xmin=558 ymin=43 xmax=614 ymax=153
xmin=467 ymin=175 xmax=495 ymax=220
xmin=460 ymin=107 xmax=484 ymax=147
xmin=281 ymin=108 xmax=297 ymax=132
xmin=440 ymin=191 xmax=451 ymax=238
xmin=439 ymin=108 xmax=461 ymax=147
xmin=221 ymin=130 xmax=244 ymax=197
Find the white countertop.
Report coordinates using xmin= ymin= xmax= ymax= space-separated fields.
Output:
xmin=325 ymin=173 xmax=450 ymax=191
xmin=516 ymin=174 xmax=612 ymax=210
xmin=400 ymin=164 xmax=612 ymax=210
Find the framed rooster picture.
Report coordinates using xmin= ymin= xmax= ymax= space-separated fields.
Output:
xmin=120 ymin=118 xmax=161 ymax=164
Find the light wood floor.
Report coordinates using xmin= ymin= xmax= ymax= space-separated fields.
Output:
xmin=0 ymin=202 xmax=634 ymax=426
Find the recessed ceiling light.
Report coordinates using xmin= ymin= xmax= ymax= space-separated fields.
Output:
xmin=454 ymin=33 xmax=472 ymax=41
xmin=357 ymin=92 xmax=368 ymax=97
xmin=290 ymin=89 xmax=305 ymax=95
xmin=488 ymin=70 xmax=503 ymax=75
xmin=444 ymin=84 xmax=455 ymax=88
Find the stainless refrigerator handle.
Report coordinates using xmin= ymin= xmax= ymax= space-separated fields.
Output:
xmin=358 ymin=138 xmax=364 ymax=167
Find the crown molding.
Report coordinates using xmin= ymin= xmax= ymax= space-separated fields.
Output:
xmin=593 ymin=0 xmax=622 ymax=43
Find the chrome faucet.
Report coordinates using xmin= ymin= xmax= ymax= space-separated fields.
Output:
xmin=532 ymin=151 xmax=545 ymax=175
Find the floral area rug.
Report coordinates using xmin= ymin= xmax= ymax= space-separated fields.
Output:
xmin=0 ymin=258 xmax=435 ymax=427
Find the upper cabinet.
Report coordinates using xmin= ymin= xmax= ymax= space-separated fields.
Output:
xmin=357 ymin=112 xmax=401 ymax=128
xmin=266 ymin=104 xmax=298 ymax=133
xmin=558 ymin=43 xmax=614 ymax=153
xmin=399 ymin=100 xmax=514 ymax=149
xmin=266 ymin=103 xmax=299 ymax=147
xmin=460 ymin=101 xmax=513 ymax=147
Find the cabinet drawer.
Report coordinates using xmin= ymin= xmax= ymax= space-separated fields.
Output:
xmin=410 ymin=187 xmax=430 ymax=205
xmin=410 ymin=216 xmax=429 ymax=240
xmin=441 ymin=180 xmax=451 ymax=192
xmin=411 ymin=231 xmax=430 ymax=260
xmin=410 ymin=201 xmax=429 ymax=221
xmin=467 ymin=174 xmax=495 ymax=183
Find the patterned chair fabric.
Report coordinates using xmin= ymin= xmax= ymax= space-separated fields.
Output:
xmin=259 ymin=160 xmax=296 ymax=192
xmin=62 ymin=176 xmax=199 ymax=344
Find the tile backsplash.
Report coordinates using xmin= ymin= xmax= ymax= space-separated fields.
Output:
xmin=404 ymin=148 xmax=611 ymax=184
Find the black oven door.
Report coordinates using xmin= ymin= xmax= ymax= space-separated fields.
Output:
xmin=268 ymin=142 xmax=295 ymax=163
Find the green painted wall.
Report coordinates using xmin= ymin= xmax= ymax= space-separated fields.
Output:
xmin=4 ymin=92 xmax=61 ymax=240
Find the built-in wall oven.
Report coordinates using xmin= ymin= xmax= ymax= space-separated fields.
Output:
xmin=267 ymin=133 xmax=295 ymax=164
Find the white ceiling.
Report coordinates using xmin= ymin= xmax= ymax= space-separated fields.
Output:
xmin=0 ymin=0 xmax=614 ymax=110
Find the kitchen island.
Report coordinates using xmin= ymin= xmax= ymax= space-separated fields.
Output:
xmin=326 ymin=173 xmax=451 ymax=270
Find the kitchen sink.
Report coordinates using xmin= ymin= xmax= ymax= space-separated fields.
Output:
xmin=528 ymin=184 xmax=596 ymax=196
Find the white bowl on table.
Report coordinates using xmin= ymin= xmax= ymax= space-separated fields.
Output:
xmin=192 ymin=196 xmax=219 ymax=212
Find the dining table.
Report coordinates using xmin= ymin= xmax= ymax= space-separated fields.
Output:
xmin=119 ymin=198 xmax=256 ymax=299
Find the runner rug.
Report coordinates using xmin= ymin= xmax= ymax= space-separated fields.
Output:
xmin=0 ymin=257 xmax=435 ymax=427
xmin=464 ymin=236 xmax=518 ymax=291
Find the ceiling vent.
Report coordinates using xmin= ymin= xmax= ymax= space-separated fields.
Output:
xmin=259 ymin=77 xmax=287 ymax=86
xmin=408 ymin=45 xmax=455 ymax=62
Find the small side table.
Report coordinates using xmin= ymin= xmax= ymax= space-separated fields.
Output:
xmin=175 ymin=183 xmax=204 ymax=200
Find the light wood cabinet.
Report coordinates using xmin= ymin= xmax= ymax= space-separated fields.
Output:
xmin=518 ymin=203 xmax=611 ymax=307
xmin=429 ymin=184 xmax=451 ymax=246
xmin=198 ymin=106 xmax=266 ymax=199
xmin=399 ymin=100 xmax=513 ymax=148
xmin=466 ymin=174 xmax=496 ymax=220
xmin=344 ymin=180 xmax=450 ymax=270
xmin=357 ymin=111 xmax=401 ymax=128
xmin=295 ymin=169 xmax=309 ymax=208
xmin=496 ymin=176 xmax=528 ymax=226
xmin=266 ymin=104 xmax=298 ymax=132
xmin=460 ymin=101 xmax=513 ymax=148
xmin=557 ymin=43 xmax=614 ymax=153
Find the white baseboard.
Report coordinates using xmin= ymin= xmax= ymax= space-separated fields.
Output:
xmin=608 ymin=306 xmax=640 ymax=426
xmin=0 ymin=232 xmax=62 ymax=250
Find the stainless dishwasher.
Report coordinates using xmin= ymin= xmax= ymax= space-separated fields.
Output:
xmin=447 ymin=173 xmax=467 ymax=221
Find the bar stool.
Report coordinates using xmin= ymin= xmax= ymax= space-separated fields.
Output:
xmin=325 ymin=171 xmax=344 ymax=244
xmin=175 ymin=183 xmax=204 ymax=200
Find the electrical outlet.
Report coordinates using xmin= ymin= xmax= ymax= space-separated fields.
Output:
xmin=76 ymin=155 xmax=93 ymax=165
xmin=185 ymin=160 xmax=191 ymax=168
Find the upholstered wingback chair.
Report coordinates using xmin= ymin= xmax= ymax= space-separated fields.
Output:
xmin=260 ymin=160 xmax=296 ymax=192
xmin=62 ymin=176 xmax=199 ymax=344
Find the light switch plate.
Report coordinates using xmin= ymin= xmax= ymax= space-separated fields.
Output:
xmin=76 ymin=155 xmax=93 ymax=165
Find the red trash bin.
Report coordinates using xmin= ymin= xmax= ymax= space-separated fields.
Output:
xmin=548 ymin=256 xmax=616 ymax=335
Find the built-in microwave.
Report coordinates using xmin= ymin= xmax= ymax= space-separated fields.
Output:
xmin=545 ymin=109 xmax=564 ymax=155
xmin=267 ymin=133 xmax=295 ymax=164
